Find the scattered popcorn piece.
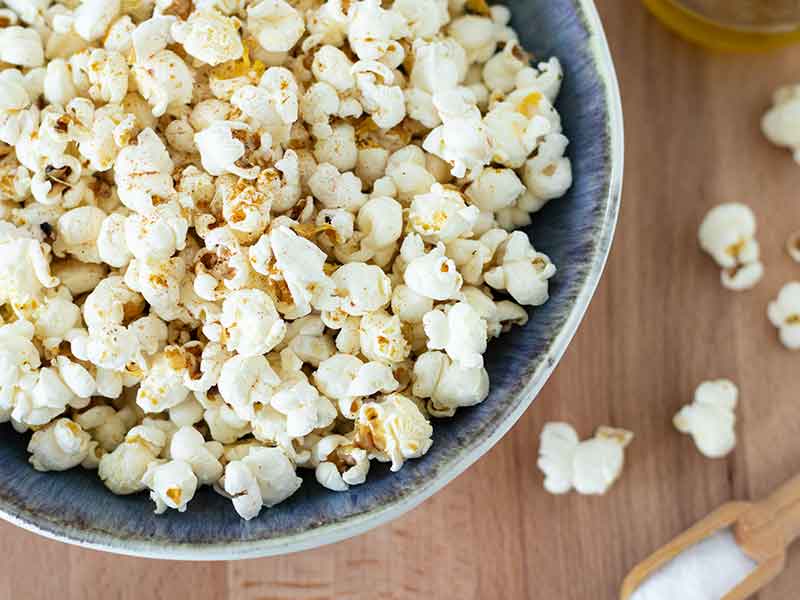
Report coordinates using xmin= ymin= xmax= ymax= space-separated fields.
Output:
xmin=768 ymin=282 xmax=800 ymax=350
xmin=537 ymin=423 xmax=633 ymax=495
xmin=698 ymin=203 xmax=763 ymax=291
xmin=673 ymin=380 xmax=737 ymax=459
xmin=762 ymin=84 xmax=800 ymax=163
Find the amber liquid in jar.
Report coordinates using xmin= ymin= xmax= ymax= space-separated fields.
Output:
xmin=643 ymin=0 xmax=800 ymax=50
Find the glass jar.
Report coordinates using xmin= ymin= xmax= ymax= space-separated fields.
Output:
xmin=643 ymin=0 xmax=800 ymax=51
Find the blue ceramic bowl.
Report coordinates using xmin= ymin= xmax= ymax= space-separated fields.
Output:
xmin=0 ymin=0 xmax=623 ymax=559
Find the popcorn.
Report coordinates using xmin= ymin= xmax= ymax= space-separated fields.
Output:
xmin=422 ymin=90 xmax=492 ymax=178
xmin=403 ymin=235 xmax=463 ymax=301
xmin=136 ymin=350 xmax=192 ymax=413
xmin=27 ymin=418 xmax=91 ymax=471
xmin=97 ymin=213 xmax=133 ymax=268
xmin=768 ymin=282 xmax=800 ymax=349
xmin=412 ymin=350 xmax=488 ymax=413
xmin=314 ymin=121 xmax=358 ymax=172
xmin=0 ymin=27 xmax=45 ymax=67
xmin=222 ymin=446 xmax=302 ymax=519
xmin=72 ymin=0 xmax=121 ymax=42
xmin=124 ymin=200 xmax=188 ymax=262
xmin=423 ymin=302 xmax=487 ymax=368
xmin=394 ymin=0 xmax=449 ymax=39
xmin=53 ymin=205 xmax=106 ymax=263
xmin=762 ymin=84 xmax=800 ymax=163
xmin=329 ymin=262 xmax=392 ymax=316
xmin=409 ymin=183 xmax=479 ymax=243
xmin=483 ymin=41 xmax=527 ymax=94
xmin=354 ymin=394 xmax=432 ymax=471
xmin=98 ymin=428 xmax=162 ymax=494
xmin=312 ymin=45 xmax=354 ymax=92
xmin=0 ymin=0 xmax=568 ymax=519
xmin=171 ymin=10 xmax=244 ymax=66
xmin=221 ymin=289 xmax=286 ymax=356
xmin=352 ymin=60 xmax=406 ymax=130
xmin=271 ymin=379 xmax=337 ymax=437
xmin=270 ymin=225 xmax=332 ymax=318
xmin=466 ymin=167 xmax=525 ymax=212
xmin=195 ymin=121 xmax=260 ymax=179
xmin=247 ymin=0 xmax=304 ymax=53
xmin=169 ymin=425 xmax=223 ymax=484
xmin=114 ymin=128 xmax=175 ymax=213
xmin=312 ymin=434 xmax=370 ymax=491
xmin=142 ymin=459 xmax=198 ymax=513
xmin=673 ymin=380 xmax=737 ymax=459
xmin=698 ymin=203 xmax=763 ymax=291
xmin=309 ymin=162 xmax=366 ymax=212
xmin=133 ymin=48 xmax=194 ymax=117
xmin=448 ymin=15 xmax=497 ymax=64
xmin=520 ymin=133 xmax=572 ymax=213
xmin=537 ymin=423 xmax=633 ymax=495
xmin=484 ymin=231 xmax=555 ymax=306
xmin=76 ymin=49 xmax=129 ymax=104
xmin=218 ymin=354 xmax=281 ymax=420
xmin=359 ymin=310 xmax=410 ymax=364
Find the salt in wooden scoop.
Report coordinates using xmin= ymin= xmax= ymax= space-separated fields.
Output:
xmin=620 ymin=473 xmax=800 ymax=600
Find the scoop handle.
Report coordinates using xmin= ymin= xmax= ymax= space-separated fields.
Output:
xmin=736 ymin=474 xmax=800 ymax=562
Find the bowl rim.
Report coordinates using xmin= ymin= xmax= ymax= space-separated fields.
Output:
xmin=0 ymin=0 xmax=624 ymax=561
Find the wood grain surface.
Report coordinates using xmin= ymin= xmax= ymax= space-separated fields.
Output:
xmin=3 ymin=2 xmax=800 ymax=599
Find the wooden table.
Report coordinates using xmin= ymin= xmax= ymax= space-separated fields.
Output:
xmin=3 ymin=2 xmax=800 ymax=598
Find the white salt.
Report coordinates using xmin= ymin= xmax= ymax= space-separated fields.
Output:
xmin=631 ymin=530 xmax=756 ymax=600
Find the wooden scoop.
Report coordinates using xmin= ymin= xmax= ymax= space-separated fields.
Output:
xmin=620 ymin=474 xmax=800 ymax=599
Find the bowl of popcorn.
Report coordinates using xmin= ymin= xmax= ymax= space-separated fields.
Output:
xmin=0 ymin=0 xmax=622 ymax=558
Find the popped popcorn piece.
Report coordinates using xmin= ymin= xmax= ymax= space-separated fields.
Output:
xmin=762 ymin=84 xmax=800 ymax=163
xmin=271 ymin=379 xmax=336 ymax=437
xmin=422 ymin=90 xmax=492 ymax=178
xmin=674 ymin=380 xmax=737 ymax=459
xmin=73 ymin=0 xmax=121 ymax=42
xmin=222 ymin=446 xmax=302 ymax=519
xmin=698 ymin=203 xmax=763 ymax=291
xmin=403 ymin=235 xmax=463 ymax=301
xmin=484 ymin=231 xmax=555 ymax=306
xmin=133 ymin=47 xmax=194 ymax=117
xmin=114 ymin=128 xmax=175 ymax=213
xmin=409 ymin=183 xmax=479 ymax=242
xmin=169 ymin=425 xmax=223 ymax=484
xmin=27 ymin=418 xmax=91 ymax=471
xmin=218 ymin=354 xmax=281 ymax=420
xmin=312 ymin=434 xmax=370 ymax=491
xmin=354 ymin=393 xmax=432 ymax=471
xmin=412 ymin=350 xmax=488 ymax=413
xmin=221 ymin=289 xmax=287 ymax=356
xmin=768 ymin=282 xmax=800 ymax=349
xmin=0 ymin=27 xmax=45 ymax=67
xmin=423 ymin=302 xmax=487 ymax=368
xmin=54 ymin=205 xmax=106 ymax=263
xmin=247 ymin=0 xmax=304 ymax=53
xmin=171 ymin=10 xmax=243 ymax=66
xmin=537 ymin=423 xmax=633 ymax=495
xmin=142 ymin=459 xmax=198 ymax=513
xmin=347 ymin=0 xmax=409 ymax=64
xmin=98 ymin=426 xmax=164 ymax=494
xmin=195 ymin=121 xmax=260 ymax=179
xmin=329 ymin=262 xmax=392 ymax=316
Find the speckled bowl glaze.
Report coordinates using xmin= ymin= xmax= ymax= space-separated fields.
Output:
xmin=0 ymin=0 xmax=623 ymax=560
